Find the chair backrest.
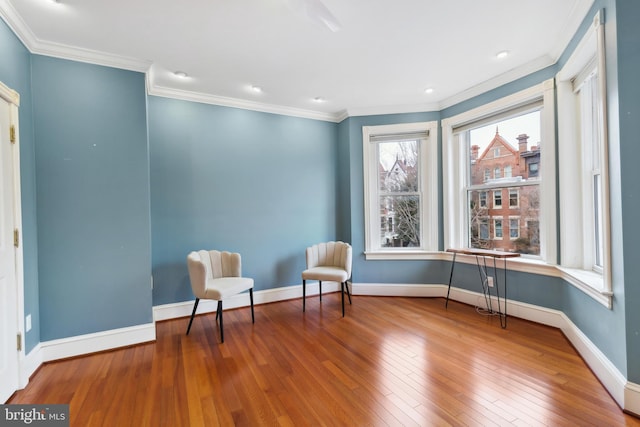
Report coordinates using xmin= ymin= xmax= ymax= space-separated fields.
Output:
xmin=306 ymin=241 xmax=352 ymax=277
xmin=187 ymin=250 xmax=242 ymax=298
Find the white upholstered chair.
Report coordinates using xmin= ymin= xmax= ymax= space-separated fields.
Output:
xmin=301 ymin=241 xmax=353 ymax=316
xmin=186 ymin=250 xmax=254 ymax=343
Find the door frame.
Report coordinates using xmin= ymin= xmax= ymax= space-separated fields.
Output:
xmin=0 ymin=80 xmax=25 ymax=396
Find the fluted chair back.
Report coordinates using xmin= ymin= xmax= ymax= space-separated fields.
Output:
xmin=186 ymin=250 xmax=254 ymax=343
xmin=301 ymin=241 xmax=353 ymax=316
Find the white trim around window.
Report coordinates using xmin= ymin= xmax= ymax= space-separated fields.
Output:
xmin=442 ymin=79 xmax=557 ymax=265
xmin=556 ymin=10 xmax=612 ymax=307
xmin=363 ymin=121 xmax=439 ymax=260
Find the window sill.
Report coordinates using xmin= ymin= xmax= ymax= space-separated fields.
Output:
xmin=557 ymin=267 xmax=612 ymax=309
xmin=448 ymin=254 xmax=612 ymax=308
xmin=364 ymin=250 xmax=447 ymax=261
xmin=363 ymin=250 xmax=613 ymax=308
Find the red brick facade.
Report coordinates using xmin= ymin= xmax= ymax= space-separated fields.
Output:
xmin=469 ymin=130 xmax=540 ymax=254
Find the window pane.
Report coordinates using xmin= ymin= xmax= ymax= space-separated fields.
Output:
xmin=510 ymin=218 xmax=519 ymax=238
xmin=495 ymin=219 xmax=503 ymax=238
xmin=379 ymin=195 xmax=420 ymax=247
xmin=377 ymin=140 xmax=421 ymax=249
xmin=378 ymin=140 xmax=418 ymax=192
xmin=594 ymin=174 xmax=603 ymax=267
xmin=466 ymin=111 xmax=541 ymax=255
xmin=509 ymin=189 xmax=519 ymax=207
xmin=494 ymin=190 xmax=502 ymax=207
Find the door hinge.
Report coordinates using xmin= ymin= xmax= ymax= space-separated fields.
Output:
xmin=17 ymin=333 xmax=22 ymax=352
xmin=10 ymin=125 xmax=16 ymax=144
xmin=13 ymin=229 xmax=19 ymax=248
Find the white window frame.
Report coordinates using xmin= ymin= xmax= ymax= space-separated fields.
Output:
xmin=479 ymin=191 xmax=487 ymax=208
xmin=363 ymin=121 xmax=439 ymax=260
xmin=442 ymin=80 xmax=557 ymax=268
xmin=509 ymin=188 xmax=519 ymax=208
xmin=493 ymin=190 xmax=502 ymax=208
xmin=509 ymin=217 xmax=520 ymax=240
xmin=556 ymin=10 xmax=612 ymax=307
xmin=493 ymin=218 xmax=503 ymax=239
xmin=479 ymin=217 xmax=489 ymax=240
xmin=504 ymin=165 xmax=512 ymax=178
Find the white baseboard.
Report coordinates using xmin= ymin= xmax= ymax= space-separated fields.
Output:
xmin=38 ymin=323 xmax=156 ymax=362
xmin=625 ymin=382 xmax=640 ymax=417
xmin=19 ymin=343 xmax=43 ymax=389
xmin=153 ymin=281 xmax=339 ymax=322
xmin=351 ymin=282 xmax=632 ymax=413
xmin=16 ymin=282 xmax=638 ymax=416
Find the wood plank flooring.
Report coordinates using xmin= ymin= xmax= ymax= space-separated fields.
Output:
xmin=9 ymin=295 xmax=640 ymax=426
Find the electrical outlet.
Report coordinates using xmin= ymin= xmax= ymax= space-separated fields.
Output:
xmin=487 ymin=276 xmax=494 ymax=288
xmin=26 ymin=314 xmax=32 ymax=332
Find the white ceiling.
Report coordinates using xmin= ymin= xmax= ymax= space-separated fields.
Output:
xmin=0 ymin=0 xmax=593 ymax=121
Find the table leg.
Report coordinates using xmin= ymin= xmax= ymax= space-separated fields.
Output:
xmin=445 ymin=252 xmax=457 ymax=308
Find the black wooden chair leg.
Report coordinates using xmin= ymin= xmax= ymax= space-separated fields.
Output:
xmin=217 ymin=300 xmax=224 ymax=343
xmin=341 ymin=282 xmax=345 ymax=317
xmin=303 ymin=279 xmax=306 ymax=312
xmin=319 ymin=280 xmax=322 ymax=302
xmin=250 ymin=289 xmax=255 ymax=323
xmin=345 ymin=281 xmax=352 ymax=304
xmin=186 ymin=298 xmax=200 ymax=335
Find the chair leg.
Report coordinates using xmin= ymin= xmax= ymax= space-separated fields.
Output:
xmin=250 ymin=288 xmax=255 ymax=323
xmin=345 ymin=280 xmax=352 ymax=304
xmin=319 ymin=280 xmax=322 ymax=302
xmin=186 ymin=298 xmax=200 ymax=335
xmin=217 ymin=300 xmax=224 ymax=343
xmin=302 ymin=279 xmax=306 ymax=312
xmin=341 ymin=282 xmax=345 ymax=317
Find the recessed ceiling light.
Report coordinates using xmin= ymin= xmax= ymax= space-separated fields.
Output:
xmin=424 ymin=88 xmax=434 ymax=94
xmin=313 ymin=97 xmax=325 ymax=103
xmin=173 ymin=71 xmax=188 ymax=78
xmin=251 ymin=85 xmax=262 ymax=93
xmin=496 ymin=50 xmax=509 ymax=59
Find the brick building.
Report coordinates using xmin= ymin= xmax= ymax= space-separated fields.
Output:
xmin=469 ymin=129 xmax=540 ymax=254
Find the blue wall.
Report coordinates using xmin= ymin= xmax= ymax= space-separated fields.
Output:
xmin=148 ymin=96 xmax=338 ymax=305
xmin=1 ymin=0 xmax=639 ymax=386
xmin=31 ymin=56 xmax=152 ymax=340
xmin=616 ymin=0 xmax=640 ymax=381
xmin=0 ymin=19 xmax=39 ymax=352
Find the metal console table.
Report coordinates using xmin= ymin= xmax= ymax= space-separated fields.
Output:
xmin=445 ymin=248 xmax=520 ymax=328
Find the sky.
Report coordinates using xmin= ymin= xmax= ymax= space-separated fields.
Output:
xmin=377 ymin=110 xmax=541 ymax=171
xmin=469 ymin=111 xmax=541 ymax=152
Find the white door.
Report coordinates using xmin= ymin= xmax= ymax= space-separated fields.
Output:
xmin=0 ymin=94 xmax=19 ymax=403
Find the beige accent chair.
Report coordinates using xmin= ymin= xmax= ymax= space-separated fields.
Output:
xmin=301 ymin=241 xmax=353 ymax=316
xmin=186 ymin=250 xmax=254 ymax=343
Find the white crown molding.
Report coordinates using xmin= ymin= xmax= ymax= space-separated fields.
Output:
xmin=549 ymin=0 xmax=596 ymax=61
xmin=0 ymin=1 xmax=150 ymax=73
xmin=148 ymin=84 xmax=341 ymax=123
xmin=438 ymin=55 xmax=555 ymax=111
xmin=0 ymin=0 xmax=589 ymax=123
xmin=0 ymin=0 xmax=36 ymax=50
xmin=344 ymin=101 xmax=441 ymax=118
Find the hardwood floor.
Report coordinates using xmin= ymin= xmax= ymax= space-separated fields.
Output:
xmin=9 ymin=295 xmax=640 ymax=426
